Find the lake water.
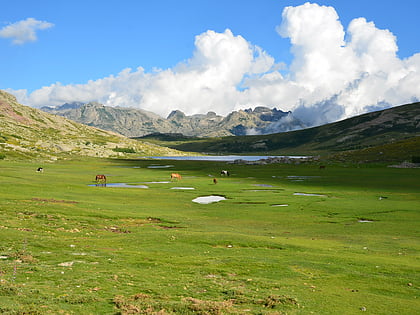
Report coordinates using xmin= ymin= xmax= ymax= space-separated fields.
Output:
xmin=146 ymin=155 xmax=306 ymax=162
xmin=89 ymin=183 xmax=149 ymax=188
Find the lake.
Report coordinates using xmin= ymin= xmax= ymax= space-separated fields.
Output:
xmin=145 ymin=155 xmax=308 ymax=162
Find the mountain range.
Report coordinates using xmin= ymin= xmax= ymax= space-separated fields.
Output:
xmin=0 ymin=90 xmax=182 ymax=160
xmin=41 ymin=102 xmax=306 ymax=137
xmin=2 ymin=89 xmax=419 ymax=163
xmin=146 ymin=102 xmax=420 ymax=162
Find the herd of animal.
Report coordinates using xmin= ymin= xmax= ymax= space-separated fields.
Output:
xmin=37 ymin=166 xmax=231 ymax=185
xmin=94 ymin=170 xmax=230 ymax=183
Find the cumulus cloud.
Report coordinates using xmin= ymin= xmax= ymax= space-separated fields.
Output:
xmin=10 ymin=3 xmax=420 ymax=127
xmin=0 ymin=18 xmax=54 ymax=44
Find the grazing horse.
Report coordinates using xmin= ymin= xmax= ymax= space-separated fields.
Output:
xmin=95 ymin=174 xmax=107 ymax=183
xmin=221 ymin=170 xmax=230 ymax=176
xmin=171 ymin=173 xmax=182 ymax=181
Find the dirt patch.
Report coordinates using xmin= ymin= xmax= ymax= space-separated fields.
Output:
xmin=258 ymin=294 xmax=300 ymax=308
xmin=104 ymin=226 xmax=131 ymax=234
xmin=0 ymin=99 xmax=31 ymax=125
xmin=147 ymin=217 xmax=162 ymax=223
xmin=157 ymin=225 xmax=185 ymax=230
xmin=184 ymin=297 xmax=234 ymax=314
xmin=31 ymin=198 xmax=78 ymax=204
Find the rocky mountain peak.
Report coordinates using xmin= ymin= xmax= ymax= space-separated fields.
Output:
xmin=167 ymin=110 xmax=186 ymax=120
xmin=42 ymin=101 xmax=307 ymax=137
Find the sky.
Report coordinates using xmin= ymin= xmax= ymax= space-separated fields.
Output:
xmin=1 ymin=0 xmax=419 ymax=127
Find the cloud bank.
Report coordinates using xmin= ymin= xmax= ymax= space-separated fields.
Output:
xmin=9 ymin=3 xmax=420 ymax=126
xmin=0 ymin=18 xmax=54 ymax=45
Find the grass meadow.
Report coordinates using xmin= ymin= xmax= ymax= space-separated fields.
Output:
xmin=0 ymin=158 xmax=419 ymax=314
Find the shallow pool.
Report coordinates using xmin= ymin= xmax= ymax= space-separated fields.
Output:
xmin=192 ymin=195 xmax=226 ymax=204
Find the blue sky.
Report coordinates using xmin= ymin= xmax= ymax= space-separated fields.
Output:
xmin=1 ymin=0 xmax=419 ymax=126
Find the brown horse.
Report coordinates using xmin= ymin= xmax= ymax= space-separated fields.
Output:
xmin=171 ymin=173 xmax=182 ymax=181
xmin=95 ymin=174 xmax=107 ymax=183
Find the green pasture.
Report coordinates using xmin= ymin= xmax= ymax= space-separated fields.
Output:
xmin=0 ymin=158 xmax=419 ymax=314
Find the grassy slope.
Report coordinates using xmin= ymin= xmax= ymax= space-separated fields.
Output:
xmin=0 ymin=158 xmax=418 ymax=314
xmin=0 ymin=90 xmax=184 ymax=160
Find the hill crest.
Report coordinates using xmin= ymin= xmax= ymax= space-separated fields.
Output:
xmin=0 ymin=90 xmax=183 ymax=160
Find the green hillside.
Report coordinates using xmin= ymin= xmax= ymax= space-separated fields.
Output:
xmin=141 ymin=102 xmax=420 ymax=162
xmin=0 ymin=90 xmax=184 ymax=160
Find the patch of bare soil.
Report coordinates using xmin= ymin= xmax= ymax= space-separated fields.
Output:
xmin=104 ymin=226 xmax=131 ymax=234
xmin=31 ymin=198 xmax=78 ymax=204
xmin=183 ymin=297 xmax=234 ymax=314
xmin=156 ymin=225 xmax=185 ymax=230
xmin=113 ymin=294 xmax=234 ymax=315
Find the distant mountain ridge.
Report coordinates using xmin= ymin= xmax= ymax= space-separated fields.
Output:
xmin=158 ymin=102 xmax=420 ymax=160
xmin=41 ymin=102 xmax=306 ymax=137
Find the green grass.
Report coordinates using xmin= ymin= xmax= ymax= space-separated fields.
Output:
xmin=0 ymin=158 xmax=419 ymax=314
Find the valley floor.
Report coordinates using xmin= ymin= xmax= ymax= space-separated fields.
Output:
xmin=0 ymin=158 xmax=419 ymax=314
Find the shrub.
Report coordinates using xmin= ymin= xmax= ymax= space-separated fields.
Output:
xmin=411 ymin=156 xmax=420 ymax=163
xmin=113 ymin=147 xmax=136 ymax=153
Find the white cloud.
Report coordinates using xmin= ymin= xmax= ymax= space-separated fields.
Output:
xmin=0 ymin=18 xmax=54 ymax=44
xmin=10 ymin=3 xmax=420 ymax=127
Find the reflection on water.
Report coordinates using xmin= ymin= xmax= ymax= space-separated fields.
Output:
xmin=287 ymin=176 xmax=321 ymax=181
xmin=293 ymin=192 xmax=325 ymax=197
xmin=144 ymin=181 xmax=171 ymax=184
xmin=146 ymin=155 xmax=307 ymax=162
xmin=147 ymin=165 xmax=174 ymax=168
xmin=253 ymin=184 xmax=274 ymax=187
xmin=192 ymin=195 xmax=226 ymax=204
xmin=89 ymin=183 xmax=149 ymax=188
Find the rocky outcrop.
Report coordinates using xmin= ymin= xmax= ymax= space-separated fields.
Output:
xmin=42 ymin=103 xmax=306 ymax=137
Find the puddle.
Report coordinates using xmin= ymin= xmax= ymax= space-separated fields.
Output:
xmin=89 ymin=183 xmax=149 ymax=188
xmin=293 ymin=192 xmax=325 ymax=197
xmin=244 ymin=189 xmax=281 ymax=192
xmin=253 ymin=184 xmax=274 ymax=187
xmin=147 ymin=165 xmax=174 ymax=169
xmin=271 ymin=204 xmax=289 ymax=207
xmin=358 ymin=220 xmax=373 ymax=223
xmin=192 ymin=195 xmax=226 ymax=204
xmin=144 ymin=181 xmax=171 ymax=184
xmin=233 ymin=201 xmax=265 ymax=204
xmin=171 ymin=187 xmax=195 ymax=190
xmin=287 ymin=176 xmax=320 ymax=181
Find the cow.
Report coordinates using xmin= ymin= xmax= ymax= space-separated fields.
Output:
xmin=213 ymin=178 xmax=218 ymax=184
xmin=95 ymin=174 xmax=107 ymax=183
xmin=319 ymin=165 xmax=326 ymax=170
xmin=220 ymin=170 xmax=230 ymax=176
xmin=171 ymin=173 xmax=182 ymax=181
xmin=36 ymin=167 xmax=43 ymax=173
